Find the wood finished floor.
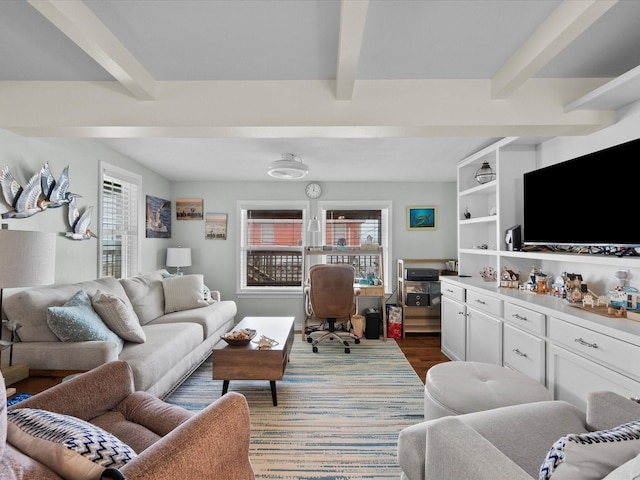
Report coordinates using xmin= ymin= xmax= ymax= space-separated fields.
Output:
xmin=8 ymin=334 xmax=449 ymax=395
xmin=394 ymin=333 xmax=450 ymax=384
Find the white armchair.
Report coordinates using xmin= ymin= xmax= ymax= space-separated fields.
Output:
xmin=398 ymin=391 xmax=640 ymax=480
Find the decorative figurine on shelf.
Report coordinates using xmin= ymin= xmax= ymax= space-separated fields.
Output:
xmin=551 ymin=274 xmax=566 ymax=298
xmin=463 ymin=207 xmax=471 ymax=219
xmin=565 ymin=273 xmax=584 ymax=304
xmin=337 ymin=238 xmax=347 ymax=251
xmin=500 ymin=268 xmax=519 ymax=288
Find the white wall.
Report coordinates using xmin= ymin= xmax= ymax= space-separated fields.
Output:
xmin=0 ymin=130 xmax=172 ymax=284
xmin=537 ymin=99 xmax=640 ymax=294
xmin=170 ymin=180 xmax=457 ymax=325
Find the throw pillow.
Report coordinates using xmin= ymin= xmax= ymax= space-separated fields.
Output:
xmin=163 ymin=271 xmax=213 ymax=302
xmin=539 ymin=420 xmax=640 ymax=480
xmin=163 ymin=274 xmax=209 ymax=313
xmin=7 ymin=408 xmax=136 ymax=480
xmin=92 ymin=290 xmax=146 ymax=343
xmin=47 ymin=290 xmax=124 ymax=353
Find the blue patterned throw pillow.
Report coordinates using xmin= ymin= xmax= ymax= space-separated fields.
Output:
xmin=540 ymin=420 xmax=640 ymax=480
xmin=47 ymin=289 xmax=124 ymax=353
xmin=7 ymin=408 xmax=136 ymax=480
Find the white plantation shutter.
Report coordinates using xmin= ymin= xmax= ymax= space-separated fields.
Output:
xmin=100 ymin=163 xmax=141 ymax=278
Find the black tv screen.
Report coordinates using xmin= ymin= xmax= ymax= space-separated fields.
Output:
xmin=523 ymin=137 xmax=640 ymax=248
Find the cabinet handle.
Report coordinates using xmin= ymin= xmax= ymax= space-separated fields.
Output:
xmin=458 ymin=311 xmax=465 ymax=315
xmin=574 ymin=337 xmax=598 ymax=349
xmin=475 ymin=299 xmax=486 ymax=305
xmin=512 ymin=313 xmax=528 ymax=322
xmin=512 ymin=348 xmax=528 ymax=358
xmin=446 ymin=288 xmax=454 ymax=293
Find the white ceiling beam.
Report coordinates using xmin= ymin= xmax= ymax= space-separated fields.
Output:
xmin=491 ymin=0 xmax=617 ymax=99
xmin=0 ymin=79 xmax=614 ymax=139
xmin=335 ymin=0 xmax=369 ymax=101
xmin=27 ymin=0 xmax=156 ymax=100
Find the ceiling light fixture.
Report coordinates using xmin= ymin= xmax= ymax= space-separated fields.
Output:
xmin=267 ymin=153 xmax=309 ymax=179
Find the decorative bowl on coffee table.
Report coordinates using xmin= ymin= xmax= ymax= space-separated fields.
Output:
xmin=221 ymin=328 xmax=257 ymax=346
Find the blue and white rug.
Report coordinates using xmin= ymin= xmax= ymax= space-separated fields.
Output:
xmin=166 ymin=336 xmax=425 ymax=479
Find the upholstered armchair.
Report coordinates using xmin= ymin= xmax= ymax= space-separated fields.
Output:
xmin=1 ymin=360 xmax=254 ymax=479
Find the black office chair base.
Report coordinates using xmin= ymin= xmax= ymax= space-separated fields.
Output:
xmin=308 ymin=318 xmax=360 ymax=354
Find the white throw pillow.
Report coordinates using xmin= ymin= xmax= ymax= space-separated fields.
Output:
xmin=163 ymin=274 xmax=209 ymax=313
xmin=540 ymin=420 xmax=640 ymax=480
xmin=7 ymin=408 xmax=136 ymax=480
xmin=92 ymin=290 xmax=146 ymax=343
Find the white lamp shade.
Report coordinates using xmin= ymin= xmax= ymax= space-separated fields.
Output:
xmin=166 ymin=247 xmax=192 ymax=268
xmin=0 ymin=230 xmax=56 ymax=289
xmin=308 ymin=217 xmax=321 ymax=233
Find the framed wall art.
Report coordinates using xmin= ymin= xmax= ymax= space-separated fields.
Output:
xmin=407 ymin=206 xmax=437 ymax=230
xmin=205 ymin=212 xmax=227 ymax=240
xmin=176 ymin=198 xmax=203 ymax=220
xmin=146 ymin=195 xmax=171 ymax=238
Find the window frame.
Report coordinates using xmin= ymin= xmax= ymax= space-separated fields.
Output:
xmin=317 ymin=200 xmax=393 ymax=293
xmin=98 ymin=161 xmax=143 ymax=279
xmin=236 ymin=200 xmax=311 ymax=297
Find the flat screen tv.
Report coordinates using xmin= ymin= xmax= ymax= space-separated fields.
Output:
xmin=523 ymin=137 xmax=640 ymax=249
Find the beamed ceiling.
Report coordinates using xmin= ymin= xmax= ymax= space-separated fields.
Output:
xmin=1 ymin=0 xmax=639 ymax=182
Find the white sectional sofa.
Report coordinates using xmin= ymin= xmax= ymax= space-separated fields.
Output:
xmin=2 ymin=270 xmax=237 ymax=398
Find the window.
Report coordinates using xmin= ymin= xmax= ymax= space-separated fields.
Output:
xmin=237 ymin=201 xmax=310 ymax=295
xmin=318 ymin=201 xmax=392 ymax=292
xmin=99 ymin=162 xmax=142 ymax=279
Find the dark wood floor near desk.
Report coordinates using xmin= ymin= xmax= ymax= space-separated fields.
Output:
xmin=8 ymin=334 xmax=449 ymax=396
xmin=395 ymin=333 xmax=450 ymax=384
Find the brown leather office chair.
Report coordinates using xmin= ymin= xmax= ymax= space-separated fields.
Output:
xmin=306 ymin=263 xmax=360 ymax=353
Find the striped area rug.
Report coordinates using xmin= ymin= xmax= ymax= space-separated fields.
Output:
xmin=166 ymin=336 xmax=425 ymax=479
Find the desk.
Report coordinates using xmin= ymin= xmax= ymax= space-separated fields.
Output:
xmin=355 ymin=284 xmax=387 ymax=340
xmin=303 ymin=246 xmax=387 ymax=341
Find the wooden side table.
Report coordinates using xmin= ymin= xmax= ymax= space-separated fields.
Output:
xmin=1 ymin=364 xmax=29 ymax=386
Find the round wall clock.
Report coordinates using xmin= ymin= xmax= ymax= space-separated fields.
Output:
xmin=305 ymin=182 xmax=322 ymax=199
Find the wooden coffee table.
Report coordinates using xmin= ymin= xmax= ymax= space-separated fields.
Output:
xmin=212 ymin=316 xmax=295 ymax=406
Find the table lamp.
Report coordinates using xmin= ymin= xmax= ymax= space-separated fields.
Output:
xmin=166 ymin=246 xmax=192 ymax=275
xmin=307 ymin=216 xmax=320 ymax=246
xmin=0 ymin=229 xmax=56 ymax=384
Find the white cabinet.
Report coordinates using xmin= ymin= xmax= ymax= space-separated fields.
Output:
xmin=451 ymin=137 xmax=640 ymax=409
xmin=503 ymin=323 xmax=546 ymax=384
xmin=441 ymin=295 xmax=466 ymax=361
xmin=466 ymin=306 xmax=502 ymax=365
xmin=548 ymin=344 xmax=640 ymax=411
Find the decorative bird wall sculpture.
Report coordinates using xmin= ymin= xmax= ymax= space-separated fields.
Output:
xmin=66 ymin=196 xmax=97 ymax=240
xmin=0 ymin=165 xmax=47 ymax=219
xmin=41 ymin=163 xmax=77 ymax=208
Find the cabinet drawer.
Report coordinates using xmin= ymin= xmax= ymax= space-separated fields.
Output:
xmin=549 ymin=317 xmax=640 ymax=381
xmin=504 ymin=303 xmax=546 ymax=336
xmin=467 ymin=290 xmax=503 ymax=317
xmin=441 ymin=282 xmax=465 ymax=302
xmin=503 ymin=324 xmax=546 ymax=384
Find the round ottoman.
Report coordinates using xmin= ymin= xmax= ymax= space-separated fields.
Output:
xmin=424 ymin=361 xmax=552 ymax=420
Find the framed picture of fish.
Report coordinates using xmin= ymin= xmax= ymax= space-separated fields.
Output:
xmin=407 ymin=206 xmax=437 ymax=230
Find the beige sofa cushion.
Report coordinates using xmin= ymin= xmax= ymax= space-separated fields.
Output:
xmin=119 ymin=270 xmax=166 ymax=325
xmin=4 ymin=277 xmax=131 ymax=343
